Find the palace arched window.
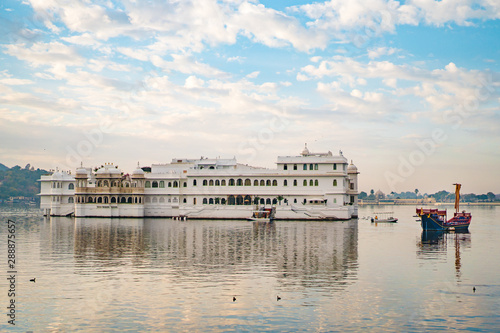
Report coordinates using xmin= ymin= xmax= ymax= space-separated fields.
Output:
xmin=111 ymin=197 xmax=116 ymax=203
xmin=209 ymin=180 xmax=214 ymax=186
xmin=273 ymin=198 xmax=277 ymax=205
xmin=260 ymin=180 xmax=265 ymax=186
xmin=272 ymin=180 xmax=277 ymax=186
xmin=254 ymin=180 xmax=259 ymax=186
xmin=236 ymin=195 xmax=243 ymax=205
xmin=315 ymin=179 xmax=319 ymax=186
xmin=228 ymin=195 xmax=235 ymax=205
xmin=303 ymin=180 xmax=307 ymax=186
xmin=245 ymin=179 xmax=251 ymax=186
xmin=260 ymin=198 xmax=265 ymax=204
xmin=159 ymin=181 xmax=165 ymax=188
xmin=229 ymin=179 xmax=235 ymax=186
xmin=266 ymin=198 xmax=271 ymax=205
xmin=303 ymin=164 xmax=307 ymax=170
xmin=294 ymin=179 xmax=297 ymax=186
xmin=284 ymin=164 xmax=288 ymax=170
xmin=203 ymin=198 xmax=208 ymax=204
xmin=68 ymin=197 xmax=74 ymax=203
xmin=68 ymin=183 xmax=74 ymax=190
xmin=221 ymin=180 xmax=226 ymax=186
xmin=333 ymin=179 xmax=337 ymax=186
xmin=309 ymin=164 xmax=313 ymax=170
xmin=310 ymin=179 xmax=314 ymax=186
xmin=152 ymin=181 xmax=158 ymax=188
xmin=145 ymin=181 xmax=151 ymax=188
xmin=266 ymin=180 xmax=271 ymax=186
xmin=284 ymin=180 xmax=288 ymax=186
xmin=244 ymin=195 xmax=251 ymax=205
xmin=193 ymin=180 xmax=197 ymax=186
xmin=128 ymin=197 xmax=133 ymax=203
xmin=215 ymin=180 xmax=220 ymax=186
xmin=209 ymin=198 xmax=214 ymax=204
xmin=237 ymin=179 xmax=243 ymax=186
xmin=221 ymin=198 xmax=226 ymax=205
xmin=98 ymin=197 xmax=103 ymax=203
xmin=173 ymin=181 xmax=178 ymax=188
xmin=203 ymin=180 xmax=208 ymax=186
xmin=104 ymin=197 xmax=108 ymax=204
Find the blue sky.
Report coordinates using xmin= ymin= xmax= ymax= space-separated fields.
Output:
xmin=0 ymin=0 xmax=499 ymax=194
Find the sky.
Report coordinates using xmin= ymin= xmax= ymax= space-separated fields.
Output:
xmin=0 ymin=0 xmax=499 ymax=195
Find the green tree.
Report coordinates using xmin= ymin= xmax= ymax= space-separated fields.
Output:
xmin=0 ymin=165 xmax=49 ymax=201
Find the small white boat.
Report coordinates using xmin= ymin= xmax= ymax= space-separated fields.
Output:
xmin=248 ymin=207 xmax=276 ymax=222
xmin=371 ymin=212 xmax=398 ymax=223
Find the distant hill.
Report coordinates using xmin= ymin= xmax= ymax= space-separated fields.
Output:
xmin=0 ymin=164 xmax=50 ymax=200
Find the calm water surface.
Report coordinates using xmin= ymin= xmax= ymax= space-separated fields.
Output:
xmin=1 ymin=205 xmax=499 ymax=332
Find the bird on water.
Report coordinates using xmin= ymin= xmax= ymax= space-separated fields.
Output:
xmin=277 ymin=295 xmax=281 ymax=301
xmin=233 ymin=297 xmax=236 ymax=302
xmin=30 ymin=278 xmax=36 ymax=283
xmin=473 ymin=287 xmax=476 ymax=293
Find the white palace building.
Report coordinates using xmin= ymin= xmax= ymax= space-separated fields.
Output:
xmin=39 ymin=145 xmax=359 ymax=220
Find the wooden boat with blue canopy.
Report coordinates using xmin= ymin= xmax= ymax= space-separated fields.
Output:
xmin=416 ymin=184 xmax=471 ymax=231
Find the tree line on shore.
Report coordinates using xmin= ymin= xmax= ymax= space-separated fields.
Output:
xmin=359 ymin=189 xmax=498 ymax=202
xmin=0 ymin=164 xmax=49 ymax=201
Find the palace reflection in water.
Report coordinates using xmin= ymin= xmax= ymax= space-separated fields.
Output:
xmin=43 ymin=217 xmax=358 ymax=294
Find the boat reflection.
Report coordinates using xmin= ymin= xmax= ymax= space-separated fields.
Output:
xmin=417 ymin=230 xmax=471 ymax=278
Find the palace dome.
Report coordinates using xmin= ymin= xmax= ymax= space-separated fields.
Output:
xmin=347 ymin=161 xmax=358 ymax=173
xmin=76 ymin=168 xmax=87 ymax=175
xmin=301 ymin=144 xmax=310 ymax=156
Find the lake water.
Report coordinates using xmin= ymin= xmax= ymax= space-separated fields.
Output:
xmin=1 ymin=205 xmax=499 ymax=332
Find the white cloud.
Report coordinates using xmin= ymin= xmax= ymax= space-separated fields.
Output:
xmin=151 ymin=54 xmax=230 ymax=78
xmin=4 ymin=42 xmax=84 ymax=68
xmin=246 ymin=71 xmax=260 ymax=79
xmin=0 ymin=78 xmax=34 ymax=85
xmin=61 ymin=33 xmax=100 ymax=46
xmin=233 ymin=2 xmax=328 ymax=52
xmin=184 ymin=76 xmax=205 ymax=89
xmin=367 ymin=47 xmax=399 ymax=59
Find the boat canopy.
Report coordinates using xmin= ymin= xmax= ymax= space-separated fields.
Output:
xmin=416 ymin=208 xmax=447 ymax=216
